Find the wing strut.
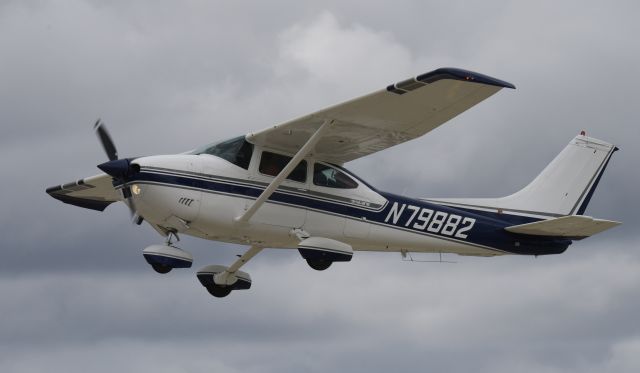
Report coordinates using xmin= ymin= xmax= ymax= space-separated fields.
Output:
xmin=214 ymin=245 xmax=263 ymax=285
xmin=235 ymin=118 xmax=334 ymax=223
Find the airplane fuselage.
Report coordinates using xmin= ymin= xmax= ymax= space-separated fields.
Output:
xmin=125 ymin=152 xmax=570 ymax=257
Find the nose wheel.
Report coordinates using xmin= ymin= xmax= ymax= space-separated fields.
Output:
xmin=143 ymin=233 xmax=193 ymax=274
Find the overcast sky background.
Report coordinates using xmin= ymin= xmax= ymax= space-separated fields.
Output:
xmin=1 ymin=1 xmax=639 ymax=372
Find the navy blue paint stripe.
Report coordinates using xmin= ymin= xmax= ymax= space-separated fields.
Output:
xmin=137 ymin=177 xmax=509 ymax=255
xmin=130 ymin=176 xmax=508 ymax=254
xmin=138 ymin=178 xmax=510 ymax=255
xmin=133 ymin=170 xmax=386 ymax=213
xmin=133 ymin=167 xmax=386 ymax=212
xmin=143 ymin=166 xmax=386 ymax=211
xmin=129 ymin=170 xmax=571 ymax=256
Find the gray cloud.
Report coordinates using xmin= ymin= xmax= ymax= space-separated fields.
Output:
xmin=1 ymin=243 xmax=639 ymax=372
xmin=1 ymin=0 xmax=639 ymax=372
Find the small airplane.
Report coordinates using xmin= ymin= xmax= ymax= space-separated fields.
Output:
xmin=47 ymin=67 xmax=621 ymax=298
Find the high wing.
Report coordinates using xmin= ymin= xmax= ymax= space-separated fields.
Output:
xmin=46 ymin=173 xmax=122 ymax=211
xmin=246 ymin=67 xmax=515 ymax=164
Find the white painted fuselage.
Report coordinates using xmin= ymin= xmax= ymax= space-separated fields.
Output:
xmin=127 ymin=149 xmax=504 ymax=257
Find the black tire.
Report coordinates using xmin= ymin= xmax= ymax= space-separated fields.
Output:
xmin=307 ymin=259 xmax=332 ymax=271
xmin=206 ymin=285 xmax=232 ymax=298
xmin=151 ymin=264 xmax=172 ymax=274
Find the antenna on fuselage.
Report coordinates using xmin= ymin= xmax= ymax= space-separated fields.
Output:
xmin=400 ymin=249 xmax=456 ymax=263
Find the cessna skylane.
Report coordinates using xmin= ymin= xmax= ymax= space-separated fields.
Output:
xmin=47 ymin=67 xmax=620 ymax=298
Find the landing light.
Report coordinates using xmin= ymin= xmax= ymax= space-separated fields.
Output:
xmin=131 ymin=184 xmax=141 ymax=196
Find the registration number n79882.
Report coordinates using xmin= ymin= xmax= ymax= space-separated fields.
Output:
xmin=383 ymin=202 xmax=476 ymax=239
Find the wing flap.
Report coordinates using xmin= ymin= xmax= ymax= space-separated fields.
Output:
xmin=247 ymin=68 xmax=514 ymax=164
xmin=46 ymin=174 xmax=122 ymax=211
xmin=505 ymin=215 xmax=621 ymax=239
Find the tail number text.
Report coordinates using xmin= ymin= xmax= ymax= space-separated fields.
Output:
xmin=384 ymin=202 xmax=476 ymax=239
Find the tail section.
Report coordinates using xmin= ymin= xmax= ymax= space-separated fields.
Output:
xmin=497 ymin=134 xmax=618 ymax=216
xmin=425 ymin=134 xmax=618 ymax=218
xmin=505 ymin=215 xmax=621 ymax=239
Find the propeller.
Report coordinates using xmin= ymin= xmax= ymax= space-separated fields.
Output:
xmin=94 ymin=119 xmax=118 ymax=161
xmin=94 ymin=119 xmax=142 ymax=224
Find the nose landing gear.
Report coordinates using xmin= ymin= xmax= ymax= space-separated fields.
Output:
xmin=142 ymin=232 xmax=193 ymax=274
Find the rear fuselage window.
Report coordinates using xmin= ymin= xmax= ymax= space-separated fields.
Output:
xmin=193 ymin=136 xmax=254 ymax=170
xmin=313 ymin=163 xmax=358 ymax=189
xmin=259 ymin=151 xmax=307 ymax=183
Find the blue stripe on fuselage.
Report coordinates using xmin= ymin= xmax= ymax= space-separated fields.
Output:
xmin=377 ymin=192 xmax=570 ymax=255
xmin=130 ymin=170 xmax=571 ymax=255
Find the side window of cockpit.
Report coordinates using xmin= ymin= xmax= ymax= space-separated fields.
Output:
xmin=313 ymin=163 xmax=358 ymax=189
xmin=259 ymin=151 xmax=307 ymax=183
xmin=197 ymin=136 xmax=254 ymax=169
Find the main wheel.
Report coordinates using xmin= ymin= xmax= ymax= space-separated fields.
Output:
xmin=307 ymin=259 xmax=332 ymax=271
xmin=152 ymin=264 xmax=172 ymax=274
xmin=206 ymin=285 xmax=232 ymax=298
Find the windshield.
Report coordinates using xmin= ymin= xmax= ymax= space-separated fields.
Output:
xmin=191 ymin=136 xmax=254 ymax=170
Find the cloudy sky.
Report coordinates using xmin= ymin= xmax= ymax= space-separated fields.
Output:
xmin=1 ymin=1 xmax=639 ymax=372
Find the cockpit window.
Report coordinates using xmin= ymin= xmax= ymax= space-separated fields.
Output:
xmin=313 ymin=163 xmax=358 ymax=189
xmin=259 ymin=151 xmax=307 ymax=183
xmin=193 ymin=136 xmax=253 ymax=170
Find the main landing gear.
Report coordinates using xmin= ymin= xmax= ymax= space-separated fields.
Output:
xmin=142 ymin=233 xmax=259 ymax=298
xmin=298 ymin=237 xmax=353 ymax=271
xmin=196 ymin=246 xmax=262 ymax=298
xmin=142 ymin=235 xmax=355 ymax=298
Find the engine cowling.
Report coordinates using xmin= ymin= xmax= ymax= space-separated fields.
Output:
xmin=143 ymin=244 xmax=193 ymax=273
xmin=298 ymin=237 xmax=353 ymax=270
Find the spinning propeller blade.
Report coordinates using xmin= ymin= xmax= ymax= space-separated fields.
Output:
xmin=93 ymin=119 xmax=140 ymax=223
xmin=94 ymin=119 xmax=118 ymax=161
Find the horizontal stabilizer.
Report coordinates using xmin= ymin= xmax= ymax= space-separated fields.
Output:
xmin=505 ymin=215 xmax=621 ymax=239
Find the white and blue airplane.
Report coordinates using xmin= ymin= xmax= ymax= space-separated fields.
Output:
xmin=47 ymin=68 xmax=621 ymax=298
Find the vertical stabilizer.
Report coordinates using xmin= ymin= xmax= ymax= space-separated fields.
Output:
xmin=424 ymin=134 xmax=618 ymax=217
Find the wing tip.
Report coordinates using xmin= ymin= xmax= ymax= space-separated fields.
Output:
xmin=46 ymin=178 xmax=114 ymax=212
xmin=417 ymin=67 xmax=516 ymax=89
